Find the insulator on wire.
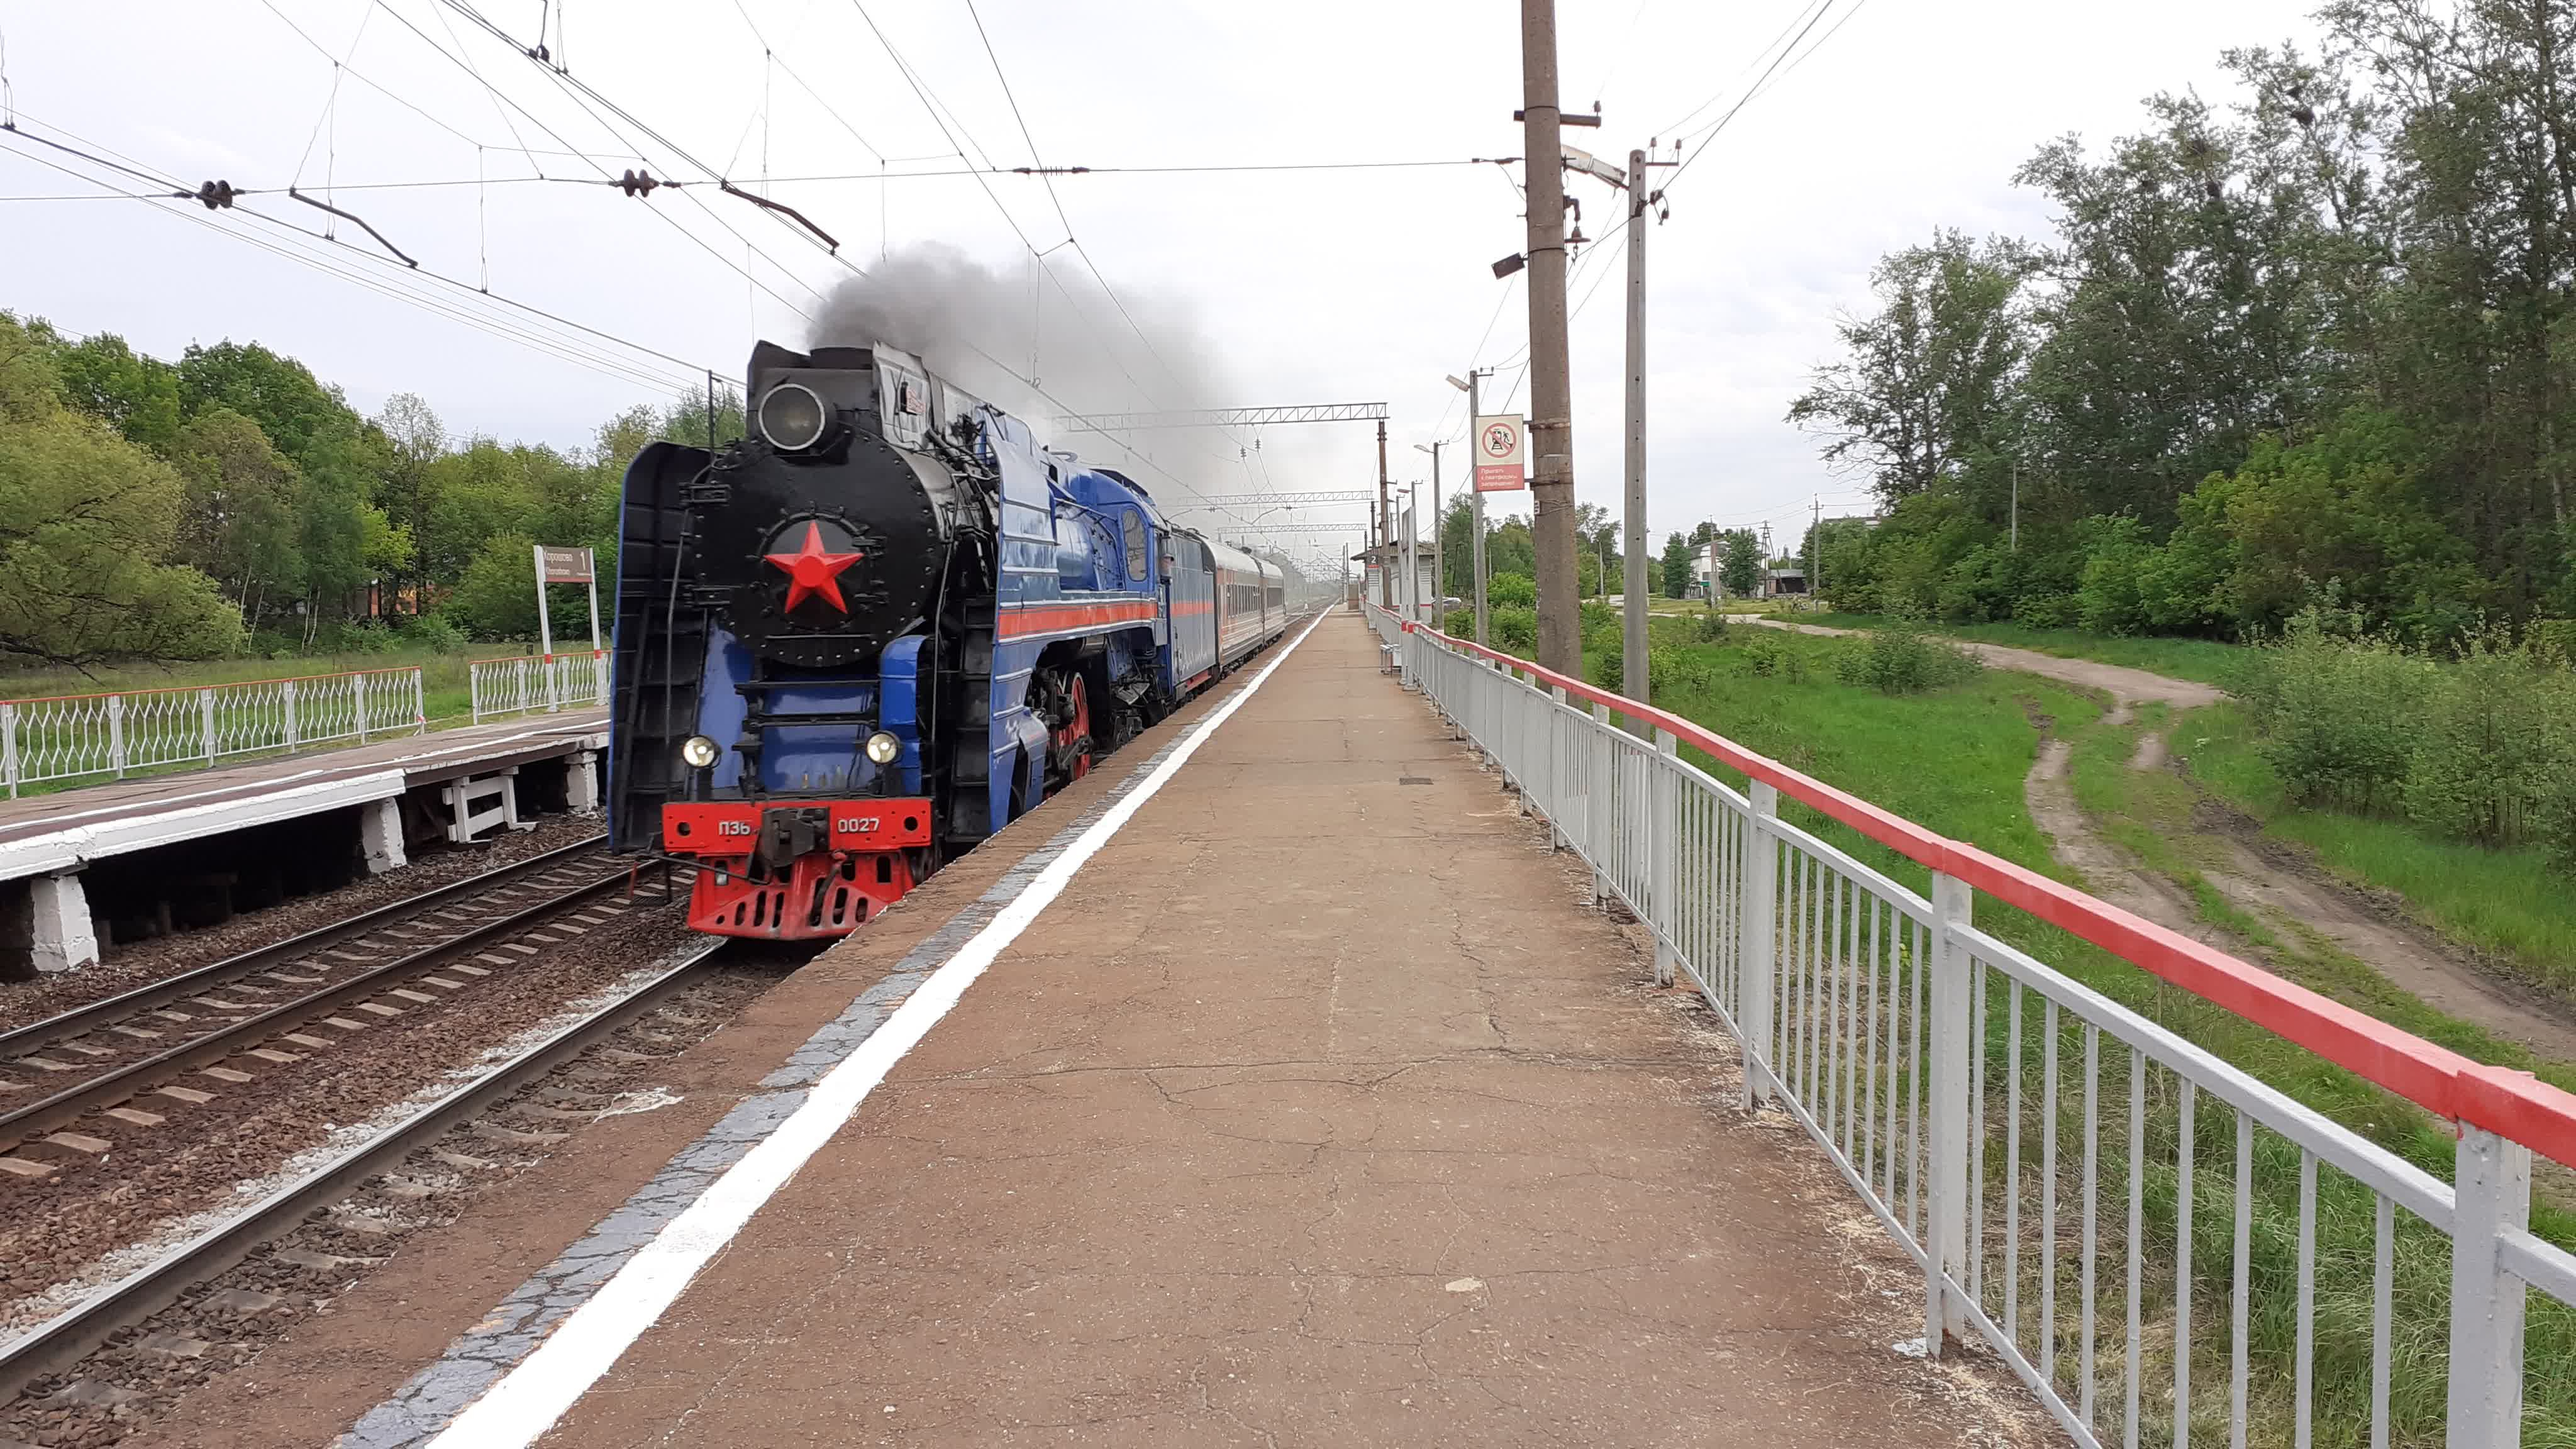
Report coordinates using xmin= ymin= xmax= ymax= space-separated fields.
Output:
xmin=195 ymin=179 xmax=236 ymax=210
xmin=619 ymin=168 xmax=660 ymax=198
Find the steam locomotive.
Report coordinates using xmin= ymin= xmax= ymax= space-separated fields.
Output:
xmin=605 ymin=340 xmax=1287 ymax=938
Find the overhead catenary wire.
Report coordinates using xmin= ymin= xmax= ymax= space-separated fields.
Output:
xmin=0 ymin=121 xmax=718 ymax=397
xmin=0 ymin=155 xmax=1511 ymax=203
xmin=375 ymin=0 xmax=831 ymax=316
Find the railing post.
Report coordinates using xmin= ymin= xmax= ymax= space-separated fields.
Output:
xmin=2 ymin=703 xmax=18 ymax=798
xmin=199 ymin=688 xmax=218 ymax=767
xmin=413 ymin=667 xmax=426 ymax=734
xmin=545 ymin=653 xmax=562 ymax=713
xmin=354 ymin=670 xmax=371 ymax=742
xmin=1739 ymin=780 xmax=1779 ymax=1110
xmin=282 ymin=680 xmax=301 ymax=752
xmin=1651 ymin=728 xmax=1677 ymax=988
xmin=1925 ymin=870 xmax=1975 ymax=1352
xmin=1587 ymin=701 xmax=1613 ymax=906
xmin=2448 ymin=1119 xmax=2531 ymax=1447
xmin=106 ymin=693 xmax=128 ymax=779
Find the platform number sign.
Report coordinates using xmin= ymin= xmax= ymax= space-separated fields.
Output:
xmin=1473 ymin=414 xmax=1527 ymax=493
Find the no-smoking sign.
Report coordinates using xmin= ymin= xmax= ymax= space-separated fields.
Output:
xmin=1472 ymin=414 xmax=1526 ymax=493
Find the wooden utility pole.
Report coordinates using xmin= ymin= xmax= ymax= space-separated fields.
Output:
xmin=1519 ymin=0 xmax=1580 ymax=677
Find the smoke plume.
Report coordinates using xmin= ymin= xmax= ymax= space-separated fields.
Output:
xmin=811 ymin=244 xmax=1266 ymax=528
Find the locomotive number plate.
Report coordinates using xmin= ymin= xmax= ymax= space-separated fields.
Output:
xmin=663 ymin=799 xmax=933 ymax=855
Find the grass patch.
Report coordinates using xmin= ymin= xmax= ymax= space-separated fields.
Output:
xmin=1801 ymin=613 xmax=2251 ymax=688
xmin=2179 ymin=702 xmax=2576 ymax=998
xmin=1631 ymin=628 xmax=2576 ymax=1446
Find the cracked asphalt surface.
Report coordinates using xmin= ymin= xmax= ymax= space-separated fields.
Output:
xmin=532 ymin=618 xmax=2026 ymax=1448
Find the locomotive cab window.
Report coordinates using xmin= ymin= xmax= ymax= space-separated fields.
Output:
xmin=1123 ymin=511 xmax=1147 ymax=580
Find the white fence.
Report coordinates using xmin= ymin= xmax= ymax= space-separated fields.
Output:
xmin=469 ymin=651 xmax=608 ymax=724
xmin=1373 ymin=602 xmax=2576 ymax=1449
xmin=0 ymin=667 xmax=425 ymax=797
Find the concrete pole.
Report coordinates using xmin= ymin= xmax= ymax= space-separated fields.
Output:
xmin=1376 ymin=419 xmax=1393 ymax=608
xmin=1469 ymin=371 xmax=1490 ymax=646
xmin=1621 ymin=146 xmax=1650 ymax=708
xmin=1520 ymin=0 xmax=1580 ymax=678
xmin=1430 ymin=442 xmax=1444 ymax=628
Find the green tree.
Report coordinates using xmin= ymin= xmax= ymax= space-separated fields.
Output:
xmin=1722 ymin=530 xmax=1763 ymax=598
xmin=0 ymin=316 xmax=238 ymax=664
xmin=376 ymin=392 xmax=445 ymax=615
xmin=1660 ymin=531 xmax=1696 ymax=597
xmin=450 ymin=531 xmax=544 ymax=639
xmin=175 ymin=407 xmax=303 ymax=625
xmin=50 ymin=331 xmax=183 ymax=457
xmin=1789 ymin=230 xmax=2036 ymax=514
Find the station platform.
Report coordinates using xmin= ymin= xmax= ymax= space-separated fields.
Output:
xmin=177 ymin=615 xmax=2016 ymax=1448
xmin=0 ymin=711 xmax=606 ymax=974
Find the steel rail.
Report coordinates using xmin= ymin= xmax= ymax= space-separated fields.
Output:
xmin=0 ymin=941 xmax=724 ymax=1406
xmin=0 ymin=835 xmax=609 ymax=1062
xmin=0 ymin=864 xmax=655 ymax=1150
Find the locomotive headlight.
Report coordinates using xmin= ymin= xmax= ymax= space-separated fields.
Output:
xmin=757 ymin=382 xmax=829 ymax=452
xmin=679 ymin=734 xmax=721 ymax=769
xmin=863 ymin=731 xmax=902 ymax=765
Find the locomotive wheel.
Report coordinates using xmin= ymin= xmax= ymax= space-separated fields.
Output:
xmin=1057 ymin=672 xmax=1094 ymax=782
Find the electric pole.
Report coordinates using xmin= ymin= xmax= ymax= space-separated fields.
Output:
xmin=1450 ymin=369 xmax=1494 ymax=645
xmin=1619 ymin=145 xmax=1652 ymax=707
xmin=1376 ymin=419 xmax=1393 ymax=607
xmin=1811 ymin=496 xmax=1823 ymax=604
xmin=1416 ymin=441 xmax=1446 ymax=627
xmin=1520 ymin=0 xmax=1580 ymax=677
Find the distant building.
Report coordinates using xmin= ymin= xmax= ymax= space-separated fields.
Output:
xmin=1353 ymin=541 xmax=1441 ymax=618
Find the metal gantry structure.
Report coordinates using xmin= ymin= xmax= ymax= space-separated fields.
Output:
xmin=1052 ymin=401 xmax=1400 ymax=606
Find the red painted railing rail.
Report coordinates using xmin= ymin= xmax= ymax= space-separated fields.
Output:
xmin=1402 ymin=616 xmax=2576 ymax=1172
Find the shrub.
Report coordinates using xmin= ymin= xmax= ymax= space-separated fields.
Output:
xmin=1834 ymin=616 xmax=1983 ymax=695
xmin=2247 ymin=608 xmax=2430 ymax=814
xmin=2531 ymin=618 xmax=2576 ymax=667
xmin=2014 ymin=592 xmax=2079 ymax=630
xmin=1486 ymin=572 xmax=1536 ymax=609
xmin=2402 ymin=633 xmax=2554 ymax=846
xmin=2537 ymin=675 xmax=2576 ymax=875
xmin=1441 ymin=607 xmax=1474 ymax=638
xmin=1693 ymin=609 xmax=1729 ymax=644
xmin=1587 ymin=633 xmax=1624 ymax=693
xmin=1741 ymin=632 xmax=1802 ymax=680
xmin=399 ymin=611 xmax=470 ymax=652
xmin=2075 ymin=517 xmax=2153 ymax=635
xmin=1647 ymin=643 xmax=1708 ymax=695
xmin=1489 ymin=603 xmax=1538 ymax=654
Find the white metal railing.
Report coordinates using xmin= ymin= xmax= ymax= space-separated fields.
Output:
xmin=1373 ymin=602 xmax=2576 ymax=1449
xmin=0 ymin=667 xmax=425 ymax=797
xmin=469 ymin=651 xmax=608 ymax=723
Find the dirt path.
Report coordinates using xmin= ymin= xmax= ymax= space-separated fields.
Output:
xmin=1753 ymin=617 xmax=2576 ymax=1062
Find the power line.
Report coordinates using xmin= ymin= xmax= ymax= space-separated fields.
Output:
xmin=1664 ymin=0 xmax=1848 ymax=194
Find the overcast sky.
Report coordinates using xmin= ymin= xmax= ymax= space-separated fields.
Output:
xmin=0 ymin=0 xmax=2326 ymax=573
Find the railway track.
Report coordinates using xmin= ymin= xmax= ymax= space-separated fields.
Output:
xmin=0 ymin=938 xmax=728 ymax=1409
xmin=0 ymin=838 xmax=662 ymax=1179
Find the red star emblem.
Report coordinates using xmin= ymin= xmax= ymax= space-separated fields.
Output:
xmin=762 ymin=521 xmax=863 ymax=614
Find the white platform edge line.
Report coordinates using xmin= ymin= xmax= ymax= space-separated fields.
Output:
xmin=425 ymin=611 xmax=1330 ymax=1448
